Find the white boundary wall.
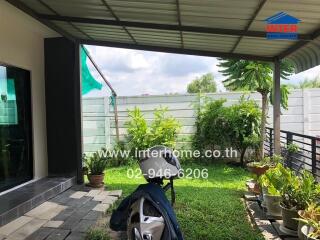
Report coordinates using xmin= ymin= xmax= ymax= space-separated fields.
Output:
xmin=82 ymin=89 xmax=320 ymax=153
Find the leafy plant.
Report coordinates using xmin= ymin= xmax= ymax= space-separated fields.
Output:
xmin=193 ymin=96 xmax=261 ymax=165
xmin=125 ymin=107 xmax=181 ymax=153
xmin=287 ymin=143 xmax=300 ymax=154
xmin=126 ymin=107 xmax=150 ymax=152
xmin=86 ymin=228 xmax=110 ymax=240
xmin=218 ymin=59 xmax=294 ymax=159
xmin=192 ymin=98 xmax=229 ymax=157
xmin=259 ymin=163 xmax=284 ymax=196
xmin=249 ymin=154 xmax=284 ymax=167
xmin=277 ymin=166 xmax=320 ymax=210
xmin=149 ymin=108 xmax=181 ymax=147
xmin=226 ymin=97 xmax=261 ymax=165
xmin=297 ymin=203 xmax=320 ymax=239
xmin=83 ymin=150 xmax=108 ymax=175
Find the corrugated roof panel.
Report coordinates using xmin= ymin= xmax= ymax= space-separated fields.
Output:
xmin=23 ymin=0 xmax=53 ymax=14
xmin=288 ymin=37 xmax=320 ymax=72
xmin=89 ymin=35 xmax=134 ymax=43
xmin=180 ymin=16 xmax=249 ymax=29
xmin=107 ymin=0 xmax=177 ymax=24
xmin=128 ymin=27 xmax=180 ymax=40
xmin=179 ymin=0 xmax=259 ymax=29
xmin=7 ymin=0 xmax=320 ymax=71
xmin=40 ymin=0 xmax=115 ymax=20
xmin=249 ymin=0 xmax=320 ymax=34
xmin=135 ymin=40 xmax=181 ymax=48
xmin=185 ymin=44 xmax=235 ymax=53
xmin=234 ymin=37 xmax=294 ymax=57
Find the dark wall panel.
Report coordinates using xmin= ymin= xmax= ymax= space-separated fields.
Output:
xmin=44 ymin=37 xmax=83 ymax=183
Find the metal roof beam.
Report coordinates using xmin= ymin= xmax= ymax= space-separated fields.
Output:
xmin=81 ymin=39 xmax=274 ymax=62
xmin=176 ymin=0 xmax=184 ymax=48
xmin=231 ymin=0 xmax=268 ymax=53
xmin=38 ymin=14 xmax=311 ymax=41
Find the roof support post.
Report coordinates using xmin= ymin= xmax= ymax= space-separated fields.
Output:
xmin=273 ymin=58 xmax=281 ymax=155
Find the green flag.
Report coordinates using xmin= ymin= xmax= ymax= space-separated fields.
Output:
xmin=81 ymin=47 xmax=103 ymax=95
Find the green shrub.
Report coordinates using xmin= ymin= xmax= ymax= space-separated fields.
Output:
xmin=85 ymin=228 xmax=110 ymax=240
xmin=125 ymin=107 xmax=181 ymax=153
xmin=193 ymin=96 xmax=261 ymax=165
xmin=226 ymin=97 xmax=261 ymax=165
xmin=193 ymin=99 xmax=229 ymax=155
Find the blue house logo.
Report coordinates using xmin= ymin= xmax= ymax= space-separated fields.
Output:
xmin=265 ymin=12 xmax=301 ymax=40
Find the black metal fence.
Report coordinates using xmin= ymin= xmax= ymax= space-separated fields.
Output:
xmin=264 ymin=127 xmax=320 ymax=180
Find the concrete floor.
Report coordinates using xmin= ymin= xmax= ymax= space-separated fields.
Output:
xmin=0 ymin=187 xmax=122 ymax=240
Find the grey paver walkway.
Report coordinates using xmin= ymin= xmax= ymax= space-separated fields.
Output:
xmin=0 ymin=187 xmax=122 ymax=240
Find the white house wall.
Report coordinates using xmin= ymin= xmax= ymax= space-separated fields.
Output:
xmin=0 ymin=1 xmax=58 ymax=179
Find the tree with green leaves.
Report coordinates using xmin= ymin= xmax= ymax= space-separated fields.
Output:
xmin=187 ymin=73 xmax=217 ymax=93
xmin=218 ymin=59 xmax=294 ymax=159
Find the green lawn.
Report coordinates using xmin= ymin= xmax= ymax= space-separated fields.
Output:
xmin=104 ymin=162 xmax=263 ymax=240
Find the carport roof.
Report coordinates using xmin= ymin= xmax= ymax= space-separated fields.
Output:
xmin=7 ymin=0 xmax=320 ymax=72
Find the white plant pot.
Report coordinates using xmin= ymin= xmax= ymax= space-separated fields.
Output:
xmin=264 ymin=194 xmax=282 ymax=217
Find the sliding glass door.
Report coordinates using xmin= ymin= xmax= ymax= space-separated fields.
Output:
xmin=0 ymin=64 xmax=33 ymax=192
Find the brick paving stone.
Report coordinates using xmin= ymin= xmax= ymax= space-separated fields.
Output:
xmin=52 ymin=207 xmax=76 ymax=221
xmin=37 ymin=205 xmax=67 ymax=220
xmin=0 ymin=216 xmax=33 ymax=236
xmin=102 ymin=196 xmax=118 ymax=205
xmin=46 ymin=229 xmax=70 ymax=240
xmin=72 ymin=219 xmax=96 ymax=232
xmin=76 ymin=200 xmax=99 ymax=216
xmin=43 ymin=221 xmax=64 ymax=228
xmin=107 ymin=190 xmax=122 ymax=197
xmin=59 ymin=216 xmax=82 ymax=231
xmin=51 ymin=190 xmax=75 ymax=205
xmin=93 ymin=204 xmax=110 ymax=212
xmin=93 ymin=191 xmax=110 ymax=201
xmin=86 ymin=190 xmax=101 ymax=197
xmin=83 ymin=211 xmax=103 ymax=220
xmin=69 ymin=191 xmax=87 ymax=199
xmin=25 ymin=202 xmax=59 ymax=218
xmin=65 ymin=196 xmax=91 ymax=208
xmin=65 ymin=231 xmax=86 ymax=240
xmin=7 ymin=219 xmax=47 ymax=240
xmin=25 ymin=227 xmax=54 ymax=240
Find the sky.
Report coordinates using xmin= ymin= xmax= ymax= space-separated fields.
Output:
xmin=84 ymin=45 xmax=320 ymax=97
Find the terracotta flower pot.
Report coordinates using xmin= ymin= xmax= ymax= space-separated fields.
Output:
xmin=281 ymin=205 xmax=299 ymax=231
xmin=247 ymin=165 xmax=269 ymax=176
xmin=87 ymin=174 xmax=104 ymax=188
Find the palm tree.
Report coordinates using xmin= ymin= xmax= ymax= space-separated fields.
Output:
xmin=218 ymin=59 xmax=294 ymax=159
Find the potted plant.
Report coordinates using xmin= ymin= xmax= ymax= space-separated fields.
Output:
xmin=283 ymin=142 xmax=300 ymax=167
xmin=259 ymin=164 xmax=283 ymax=217
xmin=83 ymin=150 xmax=108 ymax=188
xmin=247 ymin=155 xmax=282 ymax=177
xmin=279 ymin=166 xmax=319 ymax=231
xmin=297 ymin=203 xmax=320 ymax=240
